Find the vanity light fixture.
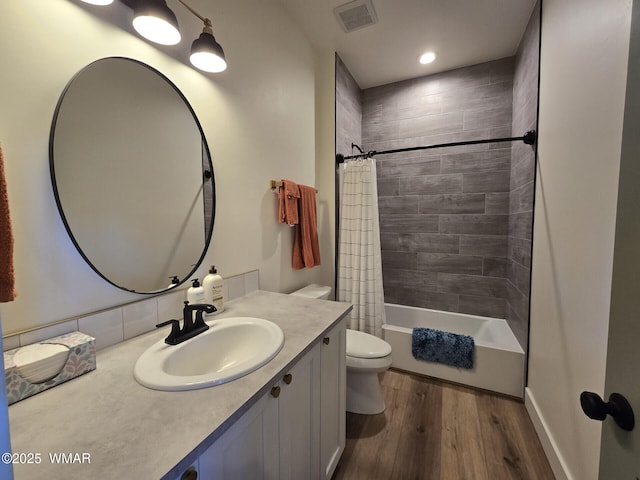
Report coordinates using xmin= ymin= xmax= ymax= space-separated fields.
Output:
xmin=132 ymin=0 xmax=181 ymax=45
xmin=134 ymin=0 xmax=226 ymax=72
xmin=85 ymin=0 xmax=227 ymax=73
xmin=419 ymin=52 xmax=436 ymax=65
xmin=176 ymin=1 xmax=227 ymax=73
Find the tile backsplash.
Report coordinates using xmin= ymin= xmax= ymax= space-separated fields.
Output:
xmin=3 ymin=270 xmax=260 ymax=352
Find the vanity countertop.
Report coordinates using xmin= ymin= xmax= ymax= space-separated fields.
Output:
xmin=8 ymin=290 xmax=352 ymax=479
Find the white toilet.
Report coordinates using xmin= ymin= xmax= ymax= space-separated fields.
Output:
xmin=290 ymin=284 xmax=393 ymax=415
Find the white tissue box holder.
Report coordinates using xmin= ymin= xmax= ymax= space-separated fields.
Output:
xmin=4 ymin=331 xmax=96 ymax=405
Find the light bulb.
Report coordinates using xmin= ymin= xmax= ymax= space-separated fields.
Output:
xmin=190 ymin=52 xmax=227 ymax=73
xmin=133 ymin=16 xmax=181 ymax=45
xmin=419 ymin=52 xmax=436 ymax=65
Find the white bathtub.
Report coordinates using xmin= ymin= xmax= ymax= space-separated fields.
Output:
xmin=382 ymin=303 xmax=525 ymax=398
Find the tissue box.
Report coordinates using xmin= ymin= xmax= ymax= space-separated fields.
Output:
xmin=4 ymin=331 xmax=96 ymax=405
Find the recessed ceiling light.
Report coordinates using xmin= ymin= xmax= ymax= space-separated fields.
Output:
xmin=419 ymin=52 xmax=436 ymax=65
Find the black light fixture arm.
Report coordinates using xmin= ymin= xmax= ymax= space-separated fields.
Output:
xmin=174 ymin=0 xmax=207 ymax=23
xmin=336 ymin=130 xmax=537 ymax=164
xmin=119 ymin=0 xmax=215 ymax=33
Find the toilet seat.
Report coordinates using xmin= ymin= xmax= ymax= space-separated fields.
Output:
xmin=346 ymin=354 xmax=392 ymax=371
xmin=346 ymin=329 xmax=392 ymax=359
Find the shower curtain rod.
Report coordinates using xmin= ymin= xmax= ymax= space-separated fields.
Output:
xmin=335 ymin=130 xmax=537 ymax=164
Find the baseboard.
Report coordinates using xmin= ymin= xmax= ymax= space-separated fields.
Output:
xmin=524 ymin=387 xmax=571 ymax=480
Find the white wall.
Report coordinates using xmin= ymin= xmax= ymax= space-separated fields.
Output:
xmin=527 ymin=0 xmax=632 ymax=478
xmin=0 ymin=0 xmax=327 ymax=335
xmin=314 ymin=49 xmax=337 ymax=295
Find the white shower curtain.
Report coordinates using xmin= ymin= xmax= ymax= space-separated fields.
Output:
xmin=337 ymin=159 xmax=386 ymax=337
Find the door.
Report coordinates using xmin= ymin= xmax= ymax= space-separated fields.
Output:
xmin=597 ymin=1 xmax=640 ymax=476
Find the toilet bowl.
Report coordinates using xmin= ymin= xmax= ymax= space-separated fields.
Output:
xmin=290 ymin=284 xmax=393 ymax=415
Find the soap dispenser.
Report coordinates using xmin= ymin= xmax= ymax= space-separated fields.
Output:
xmin=187 ymin=279 xmax=205 ymax=304
xmin=203 ymin=266 xmax=224 ymax=314
xmin=167 ymin=275 xmax=179 ymax=289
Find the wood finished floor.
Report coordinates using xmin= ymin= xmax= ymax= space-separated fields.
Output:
xmin=332 ymin=369 xmax=555 ymax=480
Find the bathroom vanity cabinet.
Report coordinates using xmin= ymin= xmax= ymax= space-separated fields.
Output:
xmin=197 ymin=317 xmax=346 ymax=480
xmin=8 ymin=291 xmax=351 ymax=480
xmin=319 ymin=316 xmax=346 ymax=479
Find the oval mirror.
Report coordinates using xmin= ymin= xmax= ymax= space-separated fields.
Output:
xmin=50 ymin=57 xmax=215 ymax=294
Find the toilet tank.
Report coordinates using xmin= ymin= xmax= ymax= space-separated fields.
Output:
xmin=290 ymin=284 xmax=332 ymax=300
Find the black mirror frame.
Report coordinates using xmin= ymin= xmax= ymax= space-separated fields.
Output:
xmin=49 ymin=57 xmax=216 ymax=294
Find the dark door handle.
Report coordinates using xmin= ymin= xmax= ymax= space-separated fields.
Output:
xmin=580 ymin=391 xmax=635 ymax=431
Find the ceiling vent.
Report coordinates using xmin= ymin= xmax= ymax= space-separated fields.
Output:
xmin=334 ymin=0 xmax=378 ymax=33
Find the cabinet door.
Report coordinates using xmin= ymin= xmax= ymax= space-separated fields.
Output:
xmin=199 ymin=390 xmax=279 ymax=479
xmin=278 ymin=343 xmax=321 ymax=480
xmin=320 ymin=318 xmax=347 ymax=479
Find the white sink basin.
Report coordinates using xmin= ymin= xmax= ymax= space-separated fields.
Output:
xmin=134 ymin=317 xmax=284 ymax=391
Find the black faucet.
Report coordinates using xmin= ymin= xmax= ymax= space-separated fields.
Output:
xmin=156 ymin=301 xmax=217 ymax=345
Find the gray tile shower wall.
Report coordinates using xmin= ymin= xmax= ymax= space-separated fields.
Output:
xmin=508 ymin=1 xmax=540 ymax=350
xmin=336 ymin=55 xmax=363 ymax=156
xmin=362 ymin=57 xmax=516 ymax=318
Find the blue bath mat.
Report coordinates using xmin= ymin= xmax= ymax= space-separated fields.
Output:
xmin=411 ymin=327 xmax=474 ymax=369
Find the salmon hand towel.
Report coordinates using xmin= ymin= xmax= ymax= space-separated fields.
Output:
xmin=293 ymin=184 xmax=321 ymax=269
xmin=0 ymin=144 xmax=16 ymax=302
xmin=278 ymin=179 xmax=300 ymax=226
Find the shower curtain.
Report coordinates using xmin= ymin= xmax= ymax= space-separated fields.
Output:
xmin=337 ymin=159 xmax=386 ymax=337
